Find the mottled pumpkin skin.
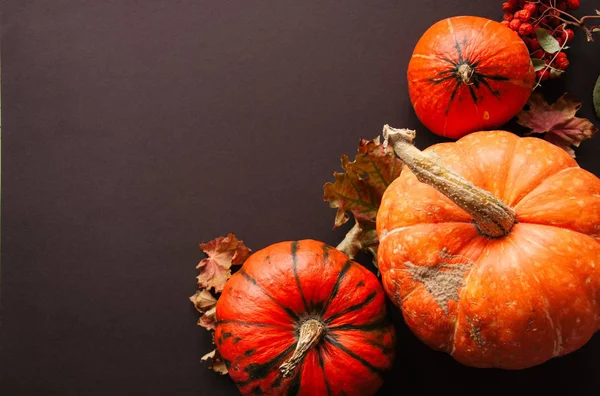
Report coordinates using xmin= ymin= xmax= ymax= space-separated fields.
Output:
xmin=377 ymin=131 xmax=600 ymax=369
xmin=215 ymin=240 xmax=395 ymax=395
xmin=407 ymin=16 xmax=535 ymax=139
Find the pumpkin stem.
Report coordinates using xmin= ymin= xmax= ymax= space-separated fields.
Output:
xmin=279 ymin=319 xmax=324 ymax=378
xmin=457 ymin=63 xmax=473 ymax=85
xmin=382 ymin=125 xmax=516 ymax=238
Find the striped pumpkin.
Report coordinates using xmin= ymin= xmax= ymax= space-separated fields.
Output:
xmin=215 ymin=239 xmax=395 ymax=395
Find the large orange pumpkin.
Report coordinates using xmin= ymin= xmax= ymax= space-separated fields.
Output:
xmin=377 ymin=126 xmax=600 ymax=369
xmin=215 ymin=240 xmax=395 ymax=395
xmin=407 ymin=16 xmax=535 ymax=139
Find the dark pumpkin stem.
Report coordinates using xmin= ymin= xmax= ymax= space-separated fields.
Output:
xmin=279 ymin=319 xmax=324 ymax=378
xmin=382 ymin=125 xmax=516 ymax=238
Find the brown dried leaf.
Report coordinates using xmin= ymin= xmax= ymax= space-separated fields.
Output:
xmin=201 ymin=349 xmax=228 ymax=375
xmin=197 ymin=307 xmax=217 ymax=330
xmin=517 ymin=92 xmax=598 ymax=158
xmin=189 ymin=290 xmax=217 ymax=313
xmin=323 ymin=137 xmax=403 ymax=228
xmin=196 ymin=233 xmax=251 ymax=292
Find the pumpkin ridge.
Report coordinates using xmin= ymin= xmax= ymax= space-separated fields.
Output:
xmin=291 ymin=241 xmax=309 ymax=312
xmin=458 ymin=19 xmax=488 ymax=67
xmin=504 ymin=233 xmax=563 ymax=357
xmin=238 ymin=269 xmax=300 ymax=321
xmin=217 ymin=319 xmax=293 ymax=330
xmin=322 ymin=243 xmax=330 ymax=262
xmin=471 ymin=93 xmax=485 ymax=131
xmin=514 ymin=219 xmax=600 ymax=242
xmin=324 ymin=334 xmax=386 ymax=377
xmin=457 ymin=131 xmax=519 ymax=202
xmin=284 ymin=359 xmax=304 ymax=395
xmin=511 ymin=165 xmax=579 ymax=207
xmin=328 ymin=317 xmax=390 ymax=332
xmin=324 ymin=291 xmax=377 ymax=324
xmin=238 ymin=342 xmax=297 ymax=387
xmin=448 ymin=239 xmax=489 ymax=355
xmin=316 ymin=347 xmax=333 ymax=396
xmin=320 ymin=260 xmax=353 ymax=315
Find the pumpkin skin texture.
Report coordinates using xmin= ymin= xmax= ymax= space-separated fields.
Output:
xmin=407 ymin=16 xmax=535 ymax=139
xmin=377 ymin=130 xmax=600 ymax=369
xmin=215 ymin=240 xmax=395 ymax=395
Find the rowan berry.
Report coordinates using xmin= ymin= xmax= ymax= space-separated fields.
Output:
xmin=567 ymin=0 xmax=580 ymax=10
xmin=519 ymin=23 xmax=533 ymax=36
xmin=509 ymin=18 xmax=522 ymax=31
xmin=523 ymin=3 xmax=537 ymax=16
xmin=515 ymin=9 xmax=532 ymax=21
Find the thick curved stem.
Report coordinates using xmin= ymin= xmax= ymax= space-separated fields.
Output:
xmin=382 ymin=125 xmax=516 ymax=238
xmin=279 ymin=319 xmax=324 ymax=378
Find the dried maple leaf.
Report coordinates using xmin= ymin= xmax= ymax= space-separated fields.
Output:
xmin=324 ymin=135 xmax=405 ymax=262
xmin=323 ymin=136 xmax=403 ymax=228
xmin=201 ymin=349 xmax=228 ymax=375
xmin=189 ymin=290 xmax=217 ymax=313
xmin=517 ymin=92 xmax=598 ymax=158
xmin=198 ymin=307 xmax=217 ymax=330
xmin=196 ymin=233 xmax=251 ymax=293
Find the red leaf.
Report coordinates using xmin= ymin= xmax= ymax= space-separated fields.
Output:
xmin=323 ymin=136 xmax=403 ymax=228
xmin=517 ymin=93 xmax=598 ymax=157
xmin=196 ymin=233 xmax=251 ymax=293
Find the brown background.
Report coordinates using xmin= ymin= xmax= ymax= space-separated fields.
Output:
xmin=2 ymin=1 xmax=600 ymax=395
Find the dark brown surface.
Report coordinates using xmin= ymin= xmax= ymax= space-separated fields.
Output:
xmin=1 ymin=1 xmax=600 ymax=395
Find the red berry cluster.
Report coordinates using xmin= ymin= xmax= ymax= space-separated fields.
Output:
xmin=501 ymin=0 xmax=578 ymax=81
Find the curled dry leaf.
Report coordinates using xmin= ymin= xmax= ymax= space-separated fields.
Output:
xmin=189 ymin=290 xmax=217 ymax=313
xmin=517 ymin=92 xmax=598 ymax=157
xmin=324 ymin=136 xmax=403 ymax=260
xmin=191 ymin=233 xmax=252 ymax=375
xmin=196 ymin=233 xmax=251 ymax=293
xmin=198 ymin=307 xmax=217 ymax=331
xmin=201 ymin=349 xmax=228 ymax=375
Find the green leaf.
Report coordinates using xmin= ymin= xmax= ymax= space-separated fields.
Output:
xmin=536 ymin=28 xmax=561 ymax=54
xmin=531 ymin=58 xmax=546 ymax=72
xmin=594 ymin=75 xmax=600 ymax=119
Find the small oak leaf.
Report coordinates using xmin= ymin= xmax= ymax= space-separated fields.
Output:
xmin=517 ymin=92 xmax=598 ymax=157
xmin=189 ymin=290 xmax=217 ymax=313
xmin=196 ymin=233 xmax=251 ymax=292
xmin=198 ymin=306 xmax=217 ymax=330
xmin=323 ymin=137 xmax=403 ymax=228
xmin=201 ymin=349 xmax=228 ymax=375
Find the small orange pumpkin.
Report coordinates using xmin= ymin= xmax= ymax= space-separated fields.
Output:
xmin=377 ymin=126 xmax=600 ymax=369
xmin=407 ymin=16 xmax=535 ymax=139
xmin=215 ymin=240 xmax=395 ymax=395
